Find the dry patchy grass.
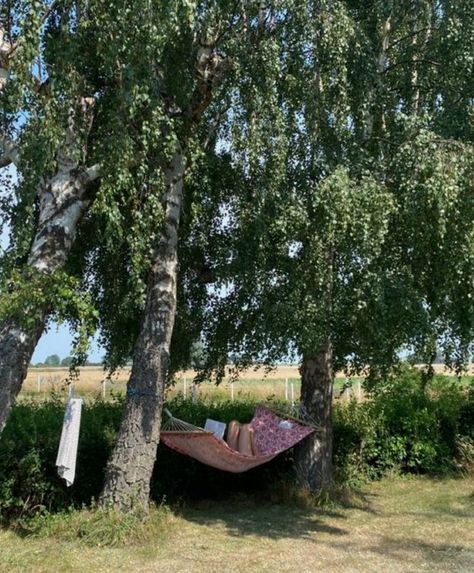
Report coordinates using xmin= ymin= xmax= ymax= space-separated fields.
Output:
xmin=1 ymin=477 xmax=473 ymax=573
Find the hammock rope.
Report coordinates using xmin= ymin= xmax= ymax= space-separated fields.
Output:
xmin=161 ymin=408 xmax=206 ymax=433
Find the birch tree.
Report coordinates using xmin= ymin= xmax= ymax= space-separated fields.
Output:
xmin=0 ymin=1 xmax=100 ymax=431
xmin=100 ymin=1 xmax=283 ymax=511
xmin=0 ymin=0 xmax=177 ymax=431
xmin=0 ymin=2 xmax=284 ymax=508
xmin=193 ymin=0 xmax=474 ymax=492
xmin=2 ymin=0 xmax=471 ymax=503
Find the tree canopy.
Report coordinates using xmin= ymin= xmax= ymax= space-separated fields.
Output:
xmin=0 ymin=0 xmax=472 ymax=503
xmin=181 ymin=0 xmax=474 ymax=379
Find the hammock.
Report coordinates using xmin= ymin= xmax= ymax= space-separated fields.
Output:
xmin=160 ymin=405 xmax=315 ymax=473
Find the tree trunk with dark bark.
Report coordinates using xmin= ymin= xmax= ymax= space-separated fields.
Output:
xmin=296 ymin=339 xmax=334 ymax=493
xmin=100 ymin=34 xmax=227 ymax=512
xmin=0 ymin=100 xmax=98 ymax=433
xmin=0 ymin=316 xmax=46 ymax=432
xmin=100 ymin=151 xmax=185 ymax=512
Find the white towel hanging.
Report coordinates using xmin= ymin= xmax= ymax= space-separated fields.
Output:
xmin=55 ymin=398 xmax=82 ymax=487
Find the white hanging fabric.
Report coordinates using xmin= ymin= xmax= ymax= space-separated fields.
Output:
xmin=55 ymin=398 xmax=83 ymax=486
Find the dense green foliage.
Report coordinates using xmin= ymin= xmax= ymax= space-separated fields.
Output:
xmin=1 ymin=0 xmax=304 ymax=372
xmin=1 ymin=370 xmax=472 ymax=520
xmin=192 ymin=0 xmax=474 ymax=376
xmin=2 ymin=2 xmax=472 ymax=373
xmin=335 ymin=369 xmax=474 ymax=481
xmin=1 ymin=0 xmax=473 ymax=507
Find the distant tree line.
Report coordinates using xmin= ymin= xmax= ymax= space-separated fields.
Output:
xmin=30 ymin=355 xmax=103 ymax=368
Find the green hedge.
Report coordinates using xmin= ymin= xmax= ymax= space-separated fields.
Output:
xmin=334 ymin=371 xmax=474 ymax=481
xmin=1 ymin=369 xmax=473 ymax=519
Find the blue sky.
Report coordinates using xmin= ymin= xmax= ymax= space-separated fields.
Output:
xmin=32 ymin=323 xmax=104 ymax=364
xmin=0 ymin=225 xmax=104 ymax=364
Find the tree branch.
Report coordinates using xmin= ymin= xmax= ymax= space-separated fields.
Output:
xmin=57 ymin=97 xmax=96 ymax=171
xmin=381 ymin=58 xmax=441 ymax=75
xmin=204 ymin=104 xmax=231 ymax=149
xmin=4 ymin=0 xmax=63 ymax=60
xmin=84 ymin=163 xmax=101 ymax=183
xmin=0 ymin=28 xmax=18 ymax=168
xmin=0 ymin=136 xmax=19 ymax=168
xmin=213 ymin=1 xmax=243 ymax=46
xmin=388 ymin=26 xmax=439 ymax=51
xmin=187 ymin=43 xmax=228 ymax=124
xmin=0 ymin=27 xmax=10 ymax=91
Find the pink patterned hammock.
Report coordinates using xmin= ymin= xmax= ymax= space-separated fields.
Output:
xmin=160 ymin=406 xmax=315 ymax=473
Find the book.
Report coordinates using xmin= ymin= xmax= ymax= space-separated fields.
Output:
xmin=204 ymin=418 xmax=226 ymax=439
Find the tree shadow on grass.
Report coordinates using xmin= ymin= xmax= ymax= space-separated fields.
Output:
xmin=366 ymin=536 xmax=474 ymax=571
xmin=333 ymin=487 xmax=382 ymax=515
xmin=287 ymin=533 xmax=474 ymax=572
xmin=180 ymin=501 xmax=349 ymax=541
xmin=177 ymin=479 xmax=388 ymax=542
xmin=402 ymin=506 xmax=474 ymax=520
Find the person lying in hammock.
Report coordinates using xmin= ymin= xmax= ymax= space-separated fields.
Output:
xmin=226 ymin=420 xmax=257 ymax=455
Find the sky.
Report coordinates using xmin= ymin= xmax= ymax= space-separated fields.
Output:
xmin=32 ymin=323 xmax=104 ymax=364
xmin=1 ymin=221 xmax=104 ymax=363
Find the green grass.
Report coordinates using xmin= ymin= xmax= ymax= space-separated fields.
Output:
xmin=1 ymin=477 xmax=473 ymax=573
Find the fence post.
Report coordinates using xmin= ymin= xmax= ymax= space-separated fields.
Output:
xmin=290 ymin=382 xmax=295 ymax=406
xmin=192 ymin=383 xmax=197 ymax=404
xmin=342 ymin=377 xmax=348 ymax=402
xmin=230 ymin=382 xmax=234 ymax=402
xmin=183 ymin=377 xmax=187 ymax=398
xmin=102 ymin=379 xmax=107 ymax=399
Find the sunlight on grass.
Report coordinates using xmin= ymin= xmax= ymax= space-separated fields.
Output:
xmin=1 ymin=477 xmax=473 ymax=573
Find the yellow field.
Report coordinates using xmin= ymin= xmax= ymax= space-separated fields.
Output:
xmin=23 ymin=365 xmax=307 ymax=401
xmin=21 ymin=363 xmax=473 ymax=402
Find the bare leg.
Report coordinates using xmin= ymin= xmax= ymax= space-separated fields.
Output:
xmin=227 ymin=420 xmax=241 ymax=451
xmin=249 ymin=426 xmax=257 ymax=455
xmin=238 ymin=424 xmax=256 ymax=456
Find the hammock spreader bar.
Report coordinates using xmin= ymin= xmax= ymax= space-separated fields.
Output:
xmin=160 ymin=406 xmax=315 ymax=473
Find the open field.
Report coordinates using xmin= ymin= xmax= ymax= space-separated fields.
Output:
xmin=22 ymin=365 xmax=351 ymax=401
xmin=1 ymin=477 xmax=473 ymax=573
xmin=21 ymin=364 xmax=474 ymax=402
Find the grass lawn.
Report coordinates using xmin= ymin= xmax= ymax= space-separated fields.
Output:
xmin=1 ymin=476 xmax=473 ymax=573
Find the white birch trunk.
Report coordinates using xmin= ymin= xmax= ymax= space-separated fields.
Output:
xmin=0 ymin=100 xmax=98 ymax=433
xmin=0 ymin=27 xmax=19 ymax=168
xmin=100 ymin=35 xmax=226 ymax=512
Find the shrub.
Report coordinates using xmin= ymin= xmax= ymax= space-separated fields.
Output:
xmin=0 ymin=396 xmax=123 ymax=519
xmin=0 ymin=369 xmax=472 ymax=520
xmin=0 ymin=395 xmax=294 ymax=520
xmin=334 ymin=367 xmax=474 ymax=479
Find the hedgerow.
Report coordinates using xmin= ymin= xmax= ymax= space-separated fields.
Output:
xmin=1 ymin=369 xmax=472 ymax=520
